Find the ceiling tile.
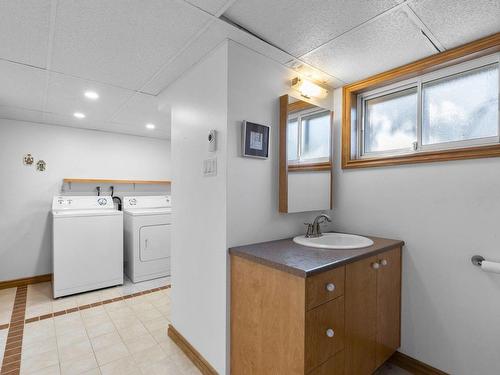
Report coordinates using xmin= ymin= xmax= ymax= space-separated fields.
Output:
xmin=223 ymin=0 xmax=401 ymax=57
xmin=41 ymin=111 xmax=169 ymax=139
xmin=51 ymin=0 xmax=211 ymax=90
xmin=183 ymin=0 xmax=232 ymax=15
xmin=45 ymin=72 xmax=134 ymax=122
xmin=0 ymin=60 xmax=46 ymax=110
xmin=143 ymin=18 xmax=342 ymax=95
xmin=0 ymin=106 xmax=44 ymax=124
xmin=408 ymin=0 xmax=500 ymax=49
xmin=111 ymin=93 xmax=170 ymax=135
xmin=0 ymin=0 xmax=51 ymax=68
xmin=302 ymin=9 xmax=437 ymax=83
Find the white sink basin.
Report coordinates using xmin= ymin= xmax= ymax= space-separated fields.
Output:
xmin=293 ymin=232 xmax=374 ymax=249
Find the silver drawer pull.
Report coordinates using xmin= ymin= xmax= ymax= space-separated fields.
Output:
xmin=326 ymin=328 xmax=334 ymax=338
xmin=380 ymin=259 xmax=388 ymax=266
xmin=325 ymin=283 xmax=335 ymax=292
xmin=372 ymin=262 xmax=380 ymax=270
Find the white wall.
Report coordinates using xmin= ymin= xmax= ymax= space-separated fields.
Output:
xmin=159 ymin=42 xmax=229 ymax=374
xmin=331 ymin=88 xmax=500 ymax=375
xmin=226 ymin=41 xmax=333 ymax=247
xmin=0 ymin=119 xmax=170 ymax=282
xmin=160 ymin=40 xmax=334 ymax=374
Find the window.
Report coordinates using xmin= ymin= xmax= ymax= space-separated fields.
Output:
xmin=342 ymin=34 xmax=500 ymax=169
xmin=287 ymin=108 xmax=331 ymax=165
xmin=358 ymin=55 xmax=499 ymax=159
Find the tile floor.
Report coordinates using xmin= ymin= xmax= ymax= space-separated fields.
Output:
xmin=1 ymin=277 xmax=412 ymax=375
xmin=0 ymin=276 xmax=204 ymax=375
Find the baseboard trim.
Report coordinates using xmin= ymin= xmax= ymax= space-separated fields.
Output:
xmin=168 ymin=324 xmax=218 ymax=375
xmin=389 ymin=351 xmax=449 ymax=375
xmin=0 ymin=273 xmax=52 ymax=290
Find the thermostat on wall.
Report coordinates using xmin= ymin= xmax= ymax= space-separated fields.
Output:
xmin=208 ymin=129 xmax=217 ymax=152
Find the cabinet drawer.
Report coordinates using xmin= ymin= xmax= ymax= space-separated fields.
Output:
xmin=305 ymin=296 xmax=345 ymax=372
xmin=306 ymin=266 xmax=345 ymax=310
xmin=308 ymin=350 xmax=344 ymax=375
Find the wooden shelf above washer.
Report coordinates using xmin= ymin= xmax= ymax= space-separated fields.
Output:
xmin=63 ymin=178 xmax=171 ymax=185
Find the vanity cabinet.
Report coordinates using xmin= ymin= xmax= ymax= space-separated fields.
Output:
xmin=230 ymin=243 xmax=402 ymax=375
xmin=345 ymin=247 xmax=401 ymax=374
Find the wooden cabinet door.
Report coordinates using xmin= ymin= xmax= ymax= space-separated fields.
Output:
xmin=345 ymin=255 xmax=378 ymax=375
xmin=375 ymin=247 xmax=401 ymax=368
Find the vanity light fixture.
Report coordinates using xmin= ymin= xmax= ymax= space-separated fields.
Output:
xmin=291 ymin=77 xmax=328 ymax=99
xmin=73 ymin=112 xmax=86 ymax=119
xmin=84 ymin=91 xmax=99 ymax=100
xmin=146 ymin=123 xmax=155 ymax=130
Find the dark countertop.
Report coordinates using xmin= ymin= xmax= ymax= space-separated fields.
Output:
xmin=229 ymin=235 xmax=404 ymax=278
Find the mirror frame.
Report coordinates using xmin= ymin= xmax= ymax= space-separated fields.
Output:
xmin=279 ymin=94 xmax=334 ymax=213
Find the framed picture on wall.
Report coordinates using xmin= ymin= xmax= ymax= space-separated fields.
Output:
xmin=242 ymin=121 xmax=270 ymax=159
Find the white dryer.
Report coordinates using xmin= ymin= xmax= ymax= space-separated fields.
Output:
xmin=52 ymin=196 xmax=123 ymax=298
xmin=123 ymin=195 xmax=171 ymax=283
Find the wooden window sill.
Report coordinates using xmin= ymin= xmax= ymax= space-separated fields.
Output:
xmin=342 ymin=33 xmax=500 ymax=169
xmin=288 ymin=162 xmax=332 ymax=172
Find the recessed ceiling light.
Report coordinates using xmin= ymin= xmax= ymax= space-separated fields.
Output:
xmin=73 ymin=112 xmax=86 ymax=119
xmin=84 ymin=91 xmax=99 ymax=100
xmin=146 ymin=123 xmax=155 ymax=130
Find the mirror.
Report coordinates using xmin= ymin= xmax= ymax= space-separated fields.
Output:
xmin=279 ymin=95 xmax=333 ymax=213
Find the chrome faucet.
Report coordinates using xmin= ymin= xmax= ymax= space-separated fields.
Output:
xmin=305 ymin=214 xmax=332 ymax=238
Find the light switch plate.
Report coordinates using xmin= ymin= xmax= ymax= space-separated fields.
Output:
xmin=203 ymin=157 xmax=217 ymax=177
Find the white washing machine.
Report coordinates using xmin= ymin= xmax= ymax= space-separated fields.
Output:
xmin=123 ymin=195 xmax=171 ymax=283
xmin=52 ymin=196 xmax=123 ymax=298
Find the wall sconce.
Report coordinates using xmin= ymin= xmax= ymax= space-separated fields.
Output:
xmin=291 ymin=77 xmax=328 ymax=99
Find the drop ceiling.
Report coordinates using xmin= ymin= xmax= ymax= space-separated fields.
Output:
xmin=0 ymin=0 xmax=498 ymax=139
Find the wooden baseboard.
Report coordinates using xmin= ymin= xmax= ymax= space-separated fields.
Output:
xmin=168 ymin=324 xmax=218 ymax=375
xmin=389 ymin=352 xmax=449 ymax=375
xmin=0 ymin=273 xmax=52 ymax=290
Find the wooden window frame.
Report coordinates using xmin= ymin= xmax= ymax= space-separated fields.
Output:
xmin=342 ymin=33 xmax=500 ymax=169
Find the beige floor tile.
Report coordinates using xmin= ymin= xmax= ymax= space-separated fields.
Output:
xmin=57 ymin=327 xmax=89 ymax=349
xmin=22 ymin=336 xmax=58 ymax=359
xmin=131 ymin=345 xmax=167 ymax=366
xmin=103 ymin=301 xmax=127 ymax=312
xmin=112 ymin=316 xmax=141 ymax=330
xmin=80 ymin=369 xmax=101 ymax=375
xmin=136 ymin=308 xmax=163 ymax=323
xmin=60 ymin=352 xmax=98 ymax=375
xmin=94 ymin=341 xmax=130 ymax=366
xmin=58 ymin=338 xmax=94 ymax=363
xmin=55 ymin=314 xmax=85 ymax=334
xmin=117 ymin=322 xmax=148 ymax=341
xmin=158 ymin=338 xmax=183 ymax=357
xmin=52 ymin=296 xmax=78 ymax=311
xmin=82 ymin=313 xmax=111 ymax=327
xmin=123 ymin=333 xmax=157 ymax=354
xmin=172 ymin=351 xmax=196 ymax=372
xmin=183 ymin=368 xmax=202 ymax=375
xmin=142 ymin=317 xmax=169 ymax=333
xmin=99 ymin=357 xmax=140 ymax=375
xmin=24 ymin=320 xmax=56 ymax=346
xmin=76 ymin=291 xmax=103 ymax=306
xmin=23 ymin=364 xmax=61 ymax=375
xmin=20 ymin=348 xmax=59 ymax=374
xmin=85 ymin=321 xmax=116 ymax=338
xmin=138 ymin=357 xmax=181 ymax=375
xmin=80 ymin=306 xmax=107 ymax=319
xmin=150 ymin=327 xmax=170 ymax=344
xmin=26 ymin=303 xmax=53 ymax=318
xmin=90 ymin=332 xmax=123 ymax=352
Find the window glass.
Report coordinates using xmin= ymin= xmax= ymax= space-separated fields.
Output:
xmin=287 ymin=119 xmax=298 ymax=161
xmin=422 ymin=63 xmax=499 ymax=145
xmin=300 ymin=111 xmax=330 ymax=160
xmin=364 ymin=88 xmax=417 ymax=154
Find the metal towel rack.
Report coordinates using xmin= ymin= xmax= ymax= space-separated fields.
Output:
xmin=471 ymin=255 xmax=485 ymax=266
